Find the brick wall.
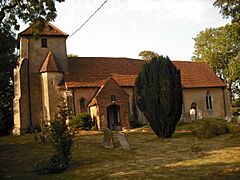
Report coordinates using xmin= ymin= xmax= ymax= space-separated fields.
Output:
xmin=95 ymin=78 xmax=130 ymax=130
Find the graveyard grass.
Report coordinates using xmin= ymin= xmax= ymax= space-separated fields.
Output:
xmin=1 ymin=119 xmax=240 ymax=179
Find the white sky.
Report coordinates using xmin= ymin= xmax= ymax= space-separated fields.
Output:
xmin=19 ymin=0 xmax=230 ymax=61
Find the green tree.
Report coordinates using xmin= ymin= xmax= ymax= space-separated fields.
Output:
xmin=0 ymin=0 xmax=65 ymax=134
xmin=135 ymin=55 xmax=183 ymax=138
xmin=192 ymin=23 xmax=240 ymax=103
xmin=35 ymin=99 xmax=74 ymax=174
xmin=213 ymin=0 xmax=240 ymax=22
xmin=67 ymin=54 xmax=79 ymax=57
xmin=139 ymin=50 xmax=160 ymax=61
xmin=0 ymin=0 xmax=65 ymax=30
xmin=0 ymin=27 xmax=16 ymax=135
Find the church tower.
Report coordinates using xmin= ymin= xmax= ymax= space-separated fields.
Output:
xmin=13 ymin=21 xmax=68 ymax=135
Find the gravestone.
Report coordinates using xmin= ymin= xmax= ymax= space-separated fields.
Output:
xmin=115 ymin=132 xmax=130 ymax=150
xmin=103 ymin=128 xmax=114 ymax=148
xmin=190 ymin=108 xmax=196 ymax=121
xmin=197 ymin=109 xmax=203 ymax=120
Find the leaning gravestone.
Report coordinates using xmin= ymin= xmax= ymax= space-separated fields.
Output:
xmin=103 ymin=128 xmax=114 ymax=148
xmin=115 ymin=132 xmax=130 ymax=150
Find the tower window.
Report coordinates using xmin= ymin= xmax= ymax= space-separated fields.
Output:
xmin=41 ymin=39 xmax=48 ymax=48
xmin=206 ymin=92 xmax=213 ymax=110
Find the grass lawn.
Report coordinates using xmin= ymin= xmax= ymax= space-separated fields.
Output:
xmin=1 ymin=120 xmax=240 ymax=179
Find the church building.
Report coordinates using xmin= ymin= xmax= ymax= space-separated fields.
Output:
xmin=12 ymin=22 xmax=231 ymax=135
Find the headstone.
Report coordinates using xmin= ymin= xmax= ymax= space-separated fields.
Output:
xmin=190 ymin=108 xmax=196 ymax=121
xmin=225 ymin=115 xmax=233 ymax=123
xmin=103 ymin=128 xmax=114 ymax=148
xmin=197 ymin=109 xmax=203 ymax=120
xmin=115 ymin=132 xmax=130 ymax=150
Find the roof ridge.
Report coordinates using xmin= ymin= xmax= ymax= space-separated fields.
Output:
xmin=67 ymin=56 xmax=142 ymax=59
xmin=46 ymin=21 xmax=68 ymax=36
xmin=19 ymin=20 xmax=68 ymax=37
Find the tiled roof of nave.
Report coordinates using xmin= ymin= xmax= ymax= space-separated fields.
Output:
xmin=65 ymin=57 xmax=226 ymax=88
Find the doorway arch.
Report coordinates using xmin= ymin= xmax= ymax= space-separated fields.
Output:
xmin=107 ymin=105 xmax=121 ymax=130
xmin=190 ymin=102 xmax=197 ymax=120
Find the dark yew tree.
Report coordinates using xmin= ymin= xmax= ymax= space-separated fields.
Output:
xmin=0 ymin=26 xmax=16 ymax=135
xmin=135 ymin=55 xmax=182 ymax=138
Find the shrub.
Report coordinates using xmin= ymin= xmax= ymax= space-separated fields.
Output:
xmin=135 ymin=55 xmax=182 ymax=138
xmin=72 ymin=113 xmax=93 ymax=130
xmin=35 ymin=100 xmax=74 ymax=175
xmin=130 ymin=120 xmax=144 ymax=128
xmin=227 ymin=123 xmax=240 ymax=137
xmin=232 ymin=107 xmax=239 ymax=116
xmin=191 ymin=137 xmax=201 ymax=153
xmin=192 ymin=119 xmax=229 ymax=138
xmin=233 ymin=98 xmax=240 ymax=107
xmin=91 ymin=125 xmax=98 ymax=131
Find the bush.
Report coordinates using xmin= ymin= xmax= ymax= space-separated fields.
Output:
xmin=35 ymin=100 xmax=74 ymax=175
xmin=130 ymin=120 xmax=144 ymax=128
xmin=233 ymin=98 xmax=240 ymax=107
xmin=232 ymin=107 xmax=240 ymax=116
xmin=72 ymin=113 xmax=93 ymax=130
xmin=227 ymin=123 xmax=240 ymax=137
xmin=191 ymin=137 xmax=201 ymax=153
xmin=91 ymin=125 xmax=98 ymax=131
xmin=192 ymin=119 xmax=229 ymax=138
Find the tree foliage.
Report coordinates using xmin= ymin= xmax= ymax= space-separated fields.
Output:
xmin=35 ymin=100 xmax=74 ymax=175
xmin=135 ymin=55 xmax=183 ymax=138
xmin=67 ymin=54 xmax=79 ymax=57
xmin=192 ymin=23 xmax=240 ymax=102
xmin=72 ymin=113 xmax=93 ymax=130
xmin=0 ymin=26 xmax=16 ymax=135
xmin=213 ymin=0 xmax=240 ymax=22
xmin=139 ymin=50 xmax=160 ymax=61
xmin=0 ymin=0 xmax=65 ymax=30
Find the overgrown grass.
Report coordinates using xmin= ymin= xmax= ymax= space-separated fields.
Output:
xmin=1 ymin=119 xmax=240 ymax=179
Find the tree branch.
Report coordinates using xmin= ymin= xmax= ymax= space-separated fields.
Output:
xmin=0 ymin=3 xmax=17 ymax=24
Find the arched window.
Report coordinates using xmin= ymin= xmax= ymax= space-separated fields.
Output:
xmin=206 ymin=92 xmax=212 ymax=110
xmin=80 ymin=98 xmax=86 ymax=112
xmin=190 ymin=102 xmax=197 ymax=110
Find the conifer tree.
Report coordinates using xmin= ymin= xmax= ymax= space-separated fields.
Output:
xmin=135 ymin=55 xmax=182 ymax=138
xmin=35 ymin=99 xmax=74 ymax=174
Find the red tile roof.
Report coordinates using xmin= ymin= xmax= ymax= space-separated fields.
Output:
xmin=40 ymin=51 xmax=63 ymax=73
xmin=173 ymin=61 xmax=226 ymax=88
xmin=65 ymin=57 xmax=226 ymax=88
xmin=19 ymin=21 xmax=68 ymax=37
